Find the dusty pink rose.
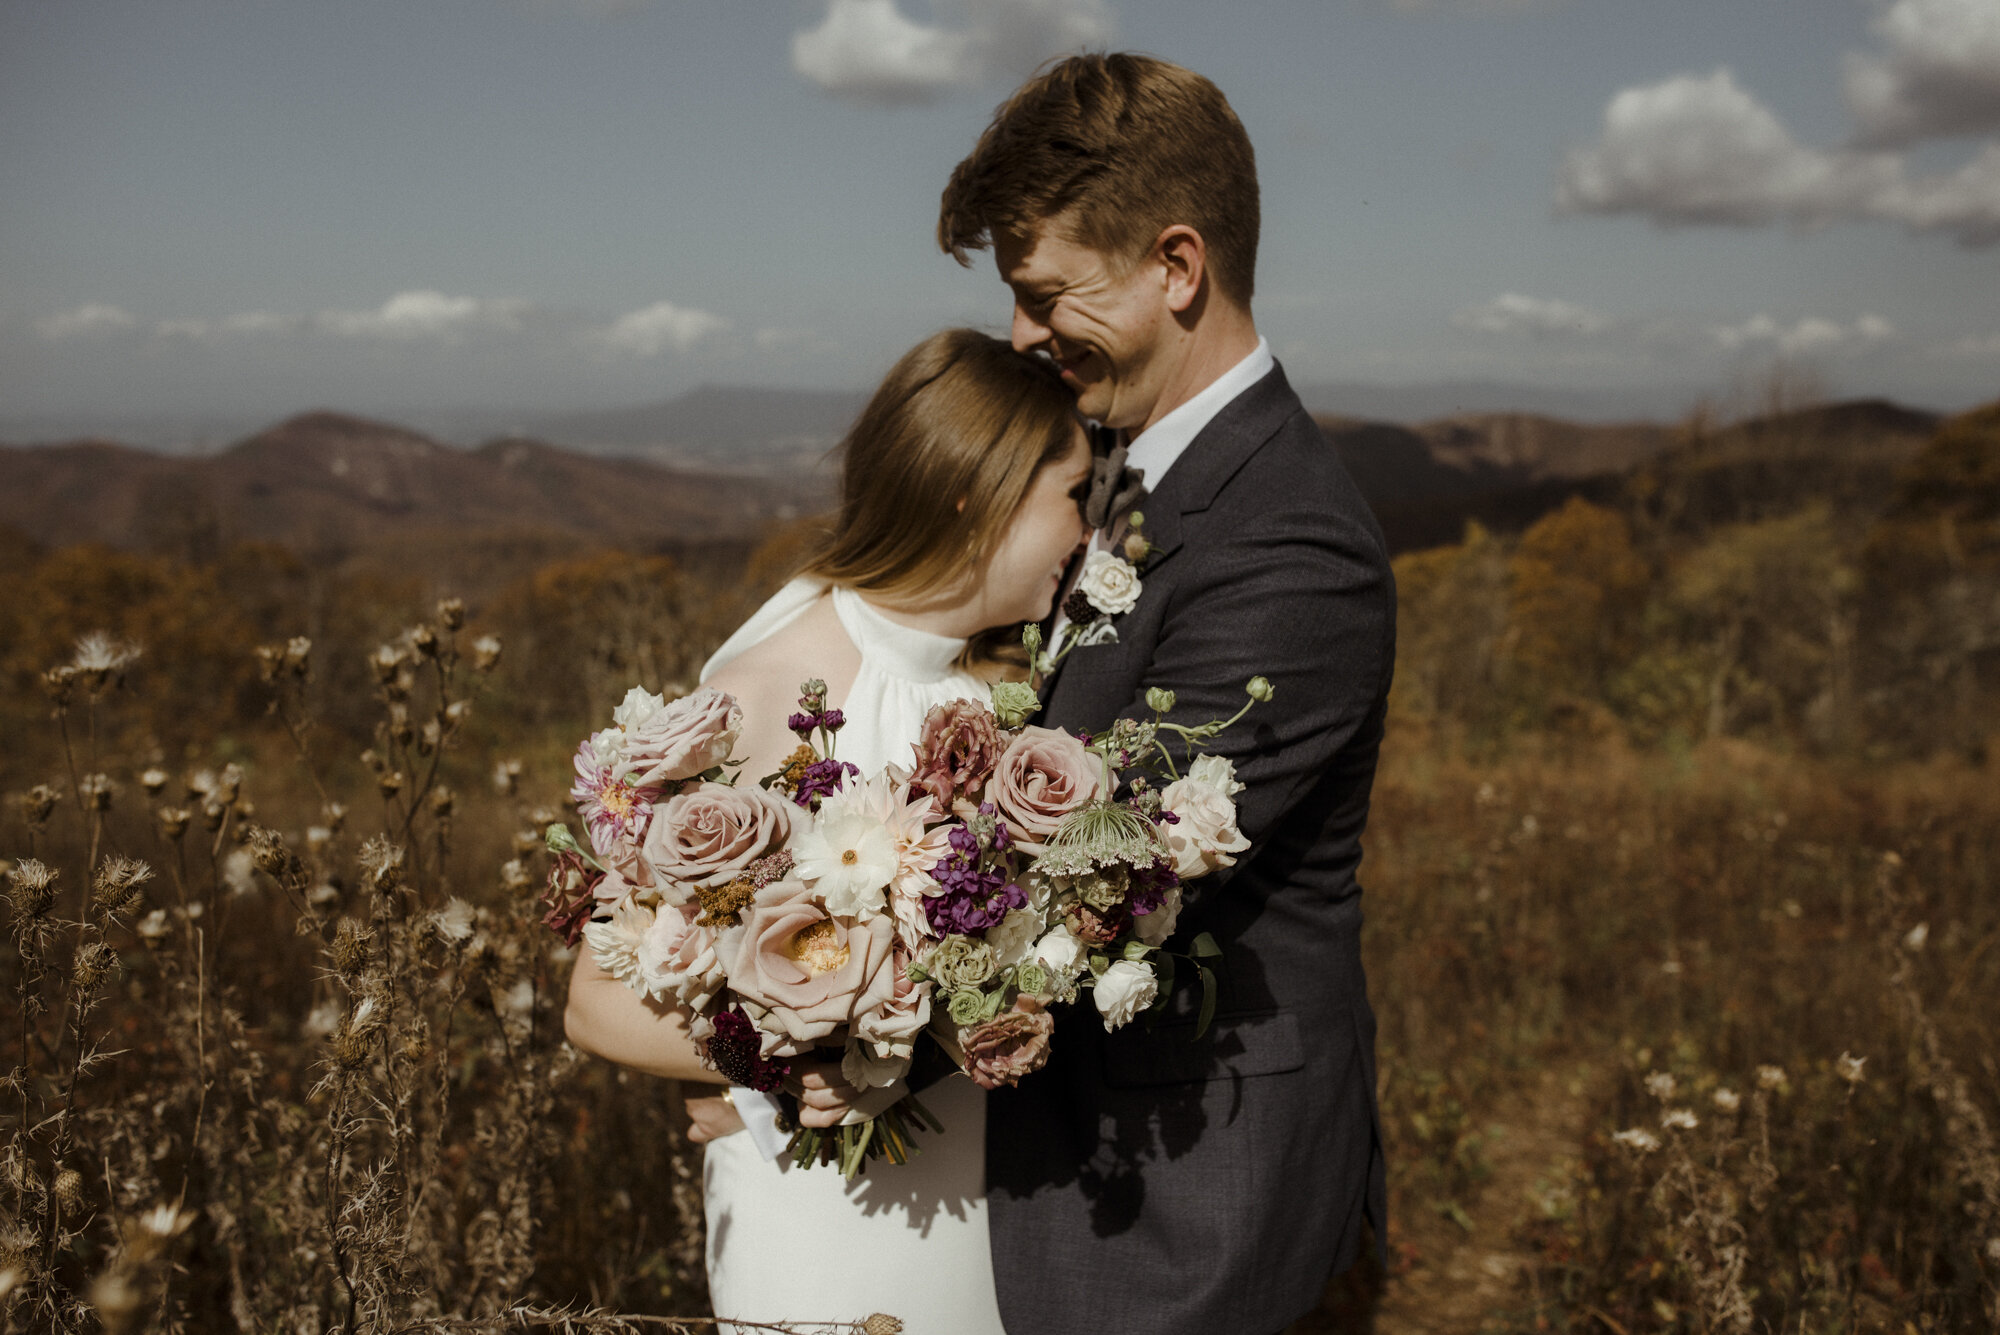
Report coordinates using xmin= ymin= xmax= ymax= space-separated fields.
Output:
xmin=624 ymin=688 xmax=743 ymax=787
xmin=719 ymin=877 xmax=900 ymax=1053
xmin=1159 ymin=777 xmax=1252 ymax=881
xmin=641 ymin=781 xmax=795 ymax=902
xmin=637 ymin=902 xmax=726 ymax=1011
xmin=991 ymin=726 xmax=1106 ymax=850
xmin=960 ymin=1007 xmax=1055 ymax=1090
xmin=908 ymin=700 xmax=1004 ymax=812
xmin=844 ymin=946 xmax=933 ymax=1089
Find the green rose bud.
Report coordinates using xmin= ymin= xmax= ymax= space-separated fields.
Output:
xmin=544 ymin=823 xmax=581 ymax=855
xmin=1020 ymin=623 xmax=1044 ymax=659
xmin=1014 ymin=962 xmax=1049 ymax=997
xmin=1125 ymin=510 xmax=1145 ymax=531
xmin=1145 ymin=687 xmax=1177 ymax=715
xmin=990 ymin=681 xmax=1040 ymax=729
xmin=922 ymin=936 xmax=997 ymax=992
xmin=1246 ymin=675 xmax=1274 ymax=703
xmin=947 ymin=988 xmax=987 ymax=1026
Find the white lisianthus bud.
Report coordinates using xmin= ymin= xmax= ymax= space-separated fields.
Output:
xmin=1093 ymin=959 xmax=1158 ymax=1031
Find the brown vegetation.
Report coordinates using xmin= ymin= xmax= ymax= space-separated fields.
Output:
xmin=1 ymin=399 xmax=1995 ymax=1332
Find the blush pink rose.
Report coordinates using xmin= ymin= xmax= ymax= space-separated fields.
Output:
xmin=719 ymin=877 xmax=900 ymax=1053
xmin=641 ymin=781 xmax=795 ymax=902
xmin=991 ymin=726 xmax=1106 ymax=850
xmin=637 ymin=902 xmax=726 ymax=1012
xmin=960 ymin=1007 xmax=1055 ymax=1090
xmin=624 ymin=688 xmax=743 ymax=787
xmin=1159 ymin=777 xmax=1252 ymax=881
xmin=908 ymin=700 xmax=1004 ymax=813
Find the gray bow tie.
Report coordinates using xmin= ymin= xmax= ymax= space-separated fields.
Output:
xmin=1082 ymin=428 xmax=1147 ymax=535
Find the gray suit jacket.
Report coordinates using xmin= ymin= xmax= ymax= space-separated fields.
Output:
xmin=985 ymin=363 xmax=1394 ymax=1335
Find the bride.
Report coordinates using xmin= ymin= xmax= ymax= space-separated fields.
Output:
xmin=562 ymin=327 xmax=1091 ymax=1332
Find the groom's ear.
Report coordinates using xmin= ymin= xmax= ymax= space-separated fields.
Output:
xmin=1154 ymin=224 xmax=1208 ymax=315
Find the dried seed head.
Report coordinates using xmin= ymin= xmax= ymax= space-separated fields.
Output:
xmin=429 ymin=785 xmax=454 ymax=818
xmin=419 ymin=719 xmax=442 ymax=753
xmin=186 ymin=769 xmax=215 ymax=799
xmin=73 ymin=940 xmax=116 ymax=990
xmin=1612 ymin=1127 xmax=1661 ymax=1153
xmin=254 ymin=643 xmax=285 ymax=684
xmin=410 ymin=623 xmax=440 ymax=658
xmin=333 ymin=1028 xmax=373 ymax=1070
xmin=436 ymin=597 xmax=466 ymax=631
xmin=214 ymin=764 xmax=243 ymax=806
xmin=80 ymin=772 xmax=115 ymax=812
xmin=322 ymin=801 xmax=348 ymax=833
xmin=54 ymin=1168 xmax=85 ymax=1212
xmin=863 ymin=1315 xmax=905 ymax=1335
xmin=71 ymin=631 xmax=141 ymax=681
xmin=472 ymin=634 xmax=502 ymax=673
xmin=357 ymin=837 xmax=405 ymax=895
xmin=139 ymin=768 xmax=168 ymax=796
xmin=308 ymin=882 xmax=340 ymax=908
xmin=499 ymin=859 xmax=531 ymax=893
xmin=432 ymin=898 xmax=477 ymax=944
xmin=368 ymin=643 xmax=403 ymax=683
xmin=493 ymin=759 xmax=522 ymax=796
xmin=244 ymin=827 xmax=300 ymax=882
xmin=1643 ymin=1071 xmax=1677 ymax=1102
xmin=156 ymin=806 xmax=192 ymax=841
xmin=1835 ymin=1052 xmax=1867 ymax=1086
xmin=389 ymin=703 xmax=415 ymax=746
xmin=7 ymin=859 xmax=59 ymax=920
xmin=284 ymin=635 xmax=312 ymax=675
xmin=92 ymin=856 xmax=153 ymax=916
xmin=330 ymin=918 xmax=372 ymax=978
xmin=201 ymin=799 xmax=228 ymax=833
xmin=1712 ymin=1087 xmax=1741 ymax=1114
xmin=1660 ymin=1108 xmax=1699 ymax=1132
xmin=399 ymin=1030 xmax=431 ymax=1063
xmin=511 ymin=827 xmax=540 ymax=856
xmin=22 ymin=784 xmax=61 ymax=829
xmin=376 ymin=770 xmax=405 ymax=800
xmin=306 ymin=825 xmax=332 ymax=854
xmin=42 ymin=664 xmax=78 ymax=706
xmin=135 ymin=909 xmax=170 ymax=946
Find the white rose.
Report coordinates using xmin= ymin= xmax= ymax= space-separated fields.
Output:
xmin=1187 ymin=753 xmax=1244 ymax=797
xmin=1159 ymin=778 xmax=1252 ymax=881
xmin=1033 ymin=925 xmax=1086 ymax=983
xmin=986 ymin=907 xmax=1042 ymax=968
xmin=1132 ymin=884 xmax=1182 ymax=947
xmin=1093 ymin=959 xmax=1159 ymax=1031
xmin=1076 ymin=550 xmax=1142 ymax=617
xmin=612 ymin=685 xmax=667 ymax=731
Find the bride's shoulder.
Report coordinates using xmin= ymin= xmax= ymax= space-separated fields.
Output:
xmin=706 ymin=593 xmax=858 ymax=718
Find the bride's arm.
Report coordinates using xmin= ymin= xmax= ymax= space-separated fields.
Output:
xmin=562 ymin=950 xmax=721 ymax=1084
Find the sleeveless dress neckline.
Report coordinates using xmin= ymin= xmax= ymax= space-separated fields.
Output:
xmin=828 ymin=584 xmax=967 ymax=684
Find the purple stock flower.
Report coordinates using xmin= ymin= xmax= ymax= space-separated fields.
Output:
xmin=819 ymin=708 xmax=846 ymax=732
xmin=791 ymin=757 xmax=859 ymax=811
xmin=787 ymin=712 xmax=816 ymax=737
xmin=1127 ymin=855 xmax=1180 ymax=918
xmin=924 ymin=822 xmax=1027 ymax=936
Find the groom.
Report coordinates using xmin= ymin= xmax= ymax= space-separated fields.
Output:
xmin=939 ymin=54 xmax=1394 ymax=1333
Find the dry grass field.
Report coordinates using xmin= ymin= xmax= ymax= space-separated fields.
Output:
xmin=2 ymin=401 xmax=1995 ymax=1333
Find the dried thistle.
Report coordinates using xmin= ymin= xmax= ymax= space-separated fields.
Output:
xmin=7 ymin=858 xmax=59 ymax=920
xmin=91 ymin=856 xmax=152 ymax=917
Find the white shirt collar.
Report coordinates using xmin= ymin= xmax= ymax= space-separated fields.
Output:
xmin=1122 ymin=336 xmax=1275 ymax=493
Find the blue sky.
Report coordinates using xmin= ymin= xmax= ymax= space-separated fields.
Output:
xmin=3 ymin=0 xmax=1996 ymax=423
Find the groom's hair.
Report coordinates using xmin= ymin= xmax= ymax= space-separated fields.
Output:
xmin=938 ymin=53 xmax=1260 ymax=306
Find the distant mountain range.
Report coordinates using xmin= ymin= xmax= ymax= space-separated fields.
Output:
xmin=0 ymin=396 xmax=1952 ymax=571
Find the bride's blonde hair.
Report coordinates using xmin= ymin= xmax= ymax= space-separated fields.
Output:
xmin=800 ymin=329 xmax=1080 ymax=669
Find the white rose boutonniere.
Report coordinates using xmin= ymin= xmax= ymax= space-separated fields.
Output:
xmin=1076 ymin=550 xmax=1142 ymax=617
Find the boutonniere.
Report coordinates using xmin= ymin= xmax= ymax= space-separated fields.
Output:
xmin=1028 ymin=513 xmax=1154 ymax=688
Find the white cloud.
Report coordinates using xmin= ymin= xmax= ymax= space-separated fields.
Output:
xmin=790 ymin=0 xmax=1113 ymax=106
xmin=1557 ymin=68 xmax=2000 ymax=246
xmin=598 ymin=300 xmax=728 ymax=356
xmin=317 ymin=290 xmax=528 ymax=340
xmin=37 ymin=304 xmax=139 ymax=340
xmin=1453 ymin=292 xmax=1608 ymax=337
xmin=1846 ymin=0 xmax=2000 ymax=148
xmin=1709 ymin=312 xmax=1896 ymax=357
xmin=155 ymin=310 xmax=301 ymax=340
xmin=1936 ymin=330 xmax=2000 ymax=359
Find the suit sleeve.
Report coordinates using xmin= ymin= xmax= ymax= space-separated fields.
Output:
xmin=1125 ymin=483 xmax=1395 ymax=907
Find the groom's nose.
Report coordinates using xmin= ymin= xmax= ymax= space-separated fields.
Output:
xmin=1011 ymin=303 xmax=1051 ymax=355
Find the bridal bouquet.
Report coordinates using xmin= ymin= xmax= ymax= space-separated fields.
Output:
xmin=542 ymin=652 xmax=1266 ymax=1176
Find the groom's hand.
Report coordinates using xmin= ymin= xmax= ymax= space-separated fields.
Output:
xmin=790 ymin=1055 xmax=865 ymax=1128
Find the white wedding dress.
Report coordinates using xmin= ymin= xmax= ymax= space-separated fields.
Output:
xmin=696 ymin=577 xmax=1008 ymax=1335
